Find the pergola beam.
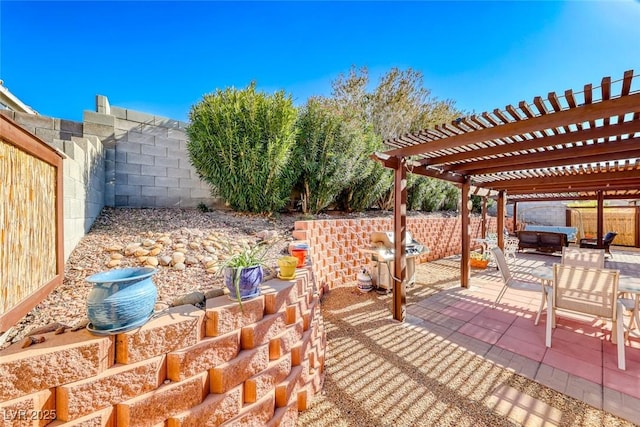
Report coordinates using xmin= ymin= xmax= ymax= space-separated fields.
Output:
xmin=508 ymin=194 xmax=640 ymax=202
xmin=385 ymin=92 xmax=640 ymax=158
xmin=450 ymin=138 xmax=640 ymax=175
xmin=428 ymin=119 xmax=640 ymax=166
xmin=480 ymin=168 xmax=640 ymax=189
xmin=503 ymin=182 xmax=640 ymax=195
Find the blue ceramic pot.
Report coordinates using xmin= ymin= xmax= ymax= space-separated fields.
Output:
xmin=86 ymin=267 xmax=158 ymax=333
xmin=224 ymin=265 xmax=263 ymax=301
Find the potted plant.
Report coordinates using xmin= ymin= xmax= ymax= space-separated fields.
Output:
xmin=470 ymin=251 xmax=490 ymax=269
xmin=218 ymin=241 xmax=272 ymax=307
xmin=277 ymin=255 xmax=298 ymax=280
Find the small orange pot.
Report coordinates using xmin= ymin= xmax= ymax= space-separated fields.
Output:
xmin=291 ymin=248 xmax=307 ymax=267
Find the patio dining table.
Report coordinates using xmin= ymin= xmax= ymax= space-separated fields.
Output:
xmin=530 ymin=266 xmax=640 ymax=334
xmin=619 ymin=275 xmax=640 ymax=336
xmin=530 ymin=266 xmax=553 ymax=325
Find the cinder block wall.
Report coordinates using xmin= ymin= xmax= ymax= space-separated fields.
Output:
xmin=516 ymin=202 xmax=570 ymax=227
xmin=0 ymin=111 xmax=105 ymax=261
xmin=0 ymin=268 xmax=324 ymax=426
xmin=292 ymin=216 xmax=498 ymax=290
xmin=1 ymin=96 xmax=221 ymax=260
xmin=87 ymin=96 xmax=218 ymax=209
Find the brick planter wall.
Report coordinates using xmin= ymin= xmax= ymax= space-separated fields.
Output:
xmin=292 ymin=216 xmax=502 ymax=290
xmin=0 ymin=268 xmax=324 ymax=426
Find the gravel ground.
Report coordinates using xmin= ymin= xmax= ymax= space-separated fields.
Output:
xmin=1 ymin=207 xmax=300 ymax=348
xmin=298 ymin=260 xmax=636 ymax=427
xmin=2 ymin=207 xmax=634 ymax=426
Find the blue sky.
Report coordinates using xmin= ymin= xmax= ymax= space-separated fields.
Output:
xmin=1 ymin=1 xmax=639 ymax=123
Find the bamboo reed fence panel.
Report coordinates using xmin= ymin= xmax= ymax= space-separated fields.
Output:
xmin=0 ymin=114 xmax=63 ymax=331
xmin=571 ymin=208 xmax=636 ymax=246
xmin=0 ymin=140 xmax=57 ymax=314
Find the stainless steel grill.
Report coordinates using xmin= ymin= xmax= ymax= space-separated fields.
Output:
xmin=360 ymin=231 xmax=429 ymax=291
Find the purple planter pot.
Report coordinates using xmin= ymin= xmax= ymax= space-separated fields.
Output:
xmin=224 ymin=265 xmax=263 ymax=301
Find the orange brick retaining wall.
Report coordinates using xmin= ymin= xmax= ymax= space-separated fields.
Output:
xmin=0 ymin=268 xmax=324 ymax=426
xmin=292 ymin=215 xmax=505 ymax=290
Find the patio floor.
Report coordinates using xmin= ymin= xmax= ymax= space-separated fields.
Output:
xmin=406 ymin=247 xmax=640 ymax=425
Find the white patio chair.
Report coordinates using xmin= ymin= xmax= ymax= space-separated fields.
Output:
xmin=491 ymin=247 xmax=540 ymax=309
xmin=484 ymin=233 xmax=498 ymax=266
xmin=545 ymin=264 xmax=625 ymax=370
xmin=504 ymin=236 xmax=520 ymax=263
xmin=561 ymin=247 xmax=604 ymax=268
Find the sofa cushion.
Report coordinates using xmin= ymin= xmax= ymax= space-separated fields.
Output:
xmin=518 ymin=231 xmax=539 ymax=245
xmin=539 ymin=232 xmax=565 ymax=246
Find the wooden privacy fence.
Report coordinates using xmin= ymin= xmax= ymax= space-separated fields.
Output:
xmin=570 ymin=207 xmax=639 ymax=247
xmin=0 ymin=115 xmax=64 ymax=331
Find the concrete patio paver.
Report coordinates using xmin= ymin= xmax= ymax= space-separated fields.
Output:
xmin=407 ymin=248 xmax=640 ymax=425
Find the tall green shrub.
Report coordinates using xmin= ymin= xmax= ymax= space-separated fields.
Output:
xmin=340 ymin=161 xmax=391 ymax=212
xmin=408 ymin=177 xmax=460 ymax=212
xmin=186 ymin=83 xmax=299 ymax=213
xmin=294 ymin=100 xmax=379 ymax=214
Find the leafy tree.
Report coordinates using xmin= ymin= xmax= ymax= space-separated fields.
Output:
xmin=186 ymin=83 xmax=299 ymax=213
xmin=329 ymin=66 xmax=462 ymax=211
xmin=294 ymin=100 xmax=379 ymax=214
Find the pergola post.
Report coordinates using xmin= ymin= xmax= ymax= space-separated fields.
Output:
xmin=497 ymin=191 xmax=506 ymax=249
xmin=461 ymin=179 xmax=471 ymax=288
xmin=481 ymin=197 xmax=488 ymax=238
xmin=597 ymin=190 xmax=604 ymax=246
xmin=392 ymin=157 xmax=407 ymax=321
xmin=512 ymin=202 xmax=518 ymax=234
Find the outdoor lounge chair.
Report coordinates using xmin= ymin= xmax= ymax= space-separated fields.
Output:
xmin=579 ymin=232 xmax=617 ymax=259
xmin=491 ymin=247 xmax=540 ymax=309
xmin=561 ymin=247 xmax=605 ymax=268
xmin=545 ymin=264 xmax=625 ymax=370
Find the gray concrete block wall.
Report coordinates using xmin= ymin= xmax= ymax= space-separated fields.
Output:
xmin=61 ymin=135 xmax=105 ymax=261
xmin=0 ymin=110 xmax=106 ymax=261
xmin=2 ymin=95 xmax=220 ymax=261
xmin=89 ymin=96 xmax=217 ymax=209
xmin=515 ymin=201 xmax=570 ymax=226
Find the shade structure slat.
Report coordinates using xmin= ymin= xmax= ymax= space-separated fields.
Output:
xmin=601 ymin=76 xmax=612 ymax=126
xmin=565 ymin=89 xmax=578 ymax=108
xmin=602 ymin=76 xmax=612 ymax=101
xmin=617 ymin=70 xmax=634 ymax=124
xmin=377 ymin=70 xmax=640 ymax=203
xmin=520 ymin=101 xmax=536 ymax=118
xmin=505 ymin=104 xmax=523 ymax=121
xmin=547 ymin=92 xmax=572 ymax=133
xmin=460 ymin=117 xmax=479 ymax=131
xmin=470 ymin=115 xmax=489 ymax=129
xmin=533 ymin=96 xmax=548 ymax=116
xmin=582 ymin=84 xmax=597 ymax=129
xmin=584 ymin=84 xmax=593 ymax=104
xmin=548 ymin=92 xmax=562 ymax=112
xmin=621 ymin=70 xmax=633 ymax=96
xmin=492 ymin=109 xmax=511 ymax=124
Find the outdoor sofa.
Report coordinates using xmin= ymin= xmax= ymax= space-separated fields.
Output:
xmin=517 ymin=230 xmax=568 ymax=253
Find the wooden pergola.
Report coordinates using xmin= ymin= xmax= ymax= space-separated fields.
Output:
xmin=373 ymin=69 xmax=640 ymax=321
